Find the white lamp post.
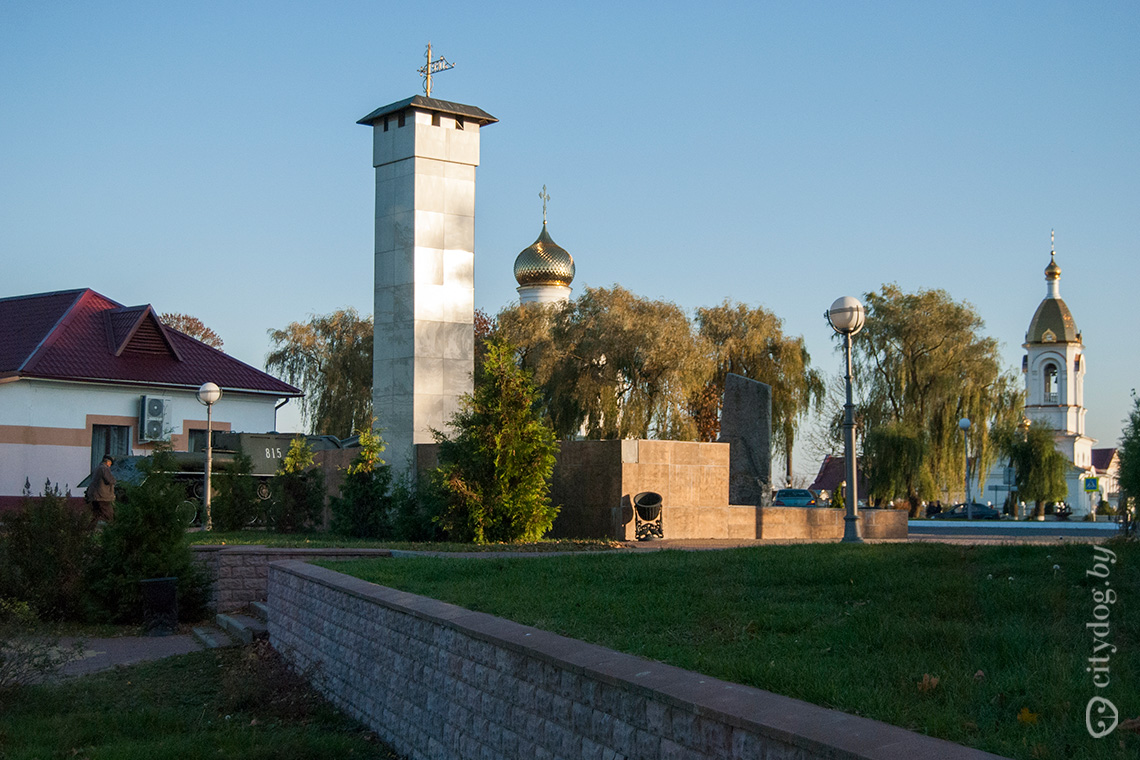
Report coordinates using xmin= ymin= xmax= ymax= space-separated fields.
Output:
xmin=196 ymin=382 xmax=222 ymax=531
xmin=826 ymin=296 xmax=866 ymax=543
xmin=958 ymin=417 xmax=971 ymax=520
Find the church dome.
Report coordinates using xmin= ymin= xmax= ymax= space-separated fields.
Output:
xmin=1045 ymin=253 xmax=1061 ymax=280
xmin=1026 ymin=251 xmax=1080 ymax=344
xmin=513 ymin=224 xmax=575 ymax=287
xmin=1027 ymin=298 xmax=1080 ymax=344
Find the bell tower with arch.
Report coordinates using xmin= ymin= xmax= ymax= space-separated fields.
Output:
xmin=1022 ymin=239 xmax=1094 ymax=469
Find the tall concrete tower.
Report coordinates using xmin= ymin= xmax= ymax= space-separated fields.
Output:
xmin=358 ymin=95 xmax=497 ymax=470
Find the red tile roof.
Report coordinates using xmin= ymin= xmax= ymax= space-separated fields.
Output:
xmin=0 ymin=289 xmax=300 ymax=397
xmin=1092 ymin=448 xmax=1118 ymax=473
xmin=808 ymin=454 xmax=867 ymax=494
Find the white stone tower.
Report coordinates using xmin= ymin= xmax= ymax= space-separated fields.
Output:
xmin=358 ymin=95 xmax=497 ymax=470
xmin=1022 ymin=243 xmax=1094 ymax=471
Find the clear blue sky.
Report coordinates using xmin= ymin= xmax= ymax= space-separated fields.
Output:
xmin=2 ymin=1 xmax=1136 ymax=476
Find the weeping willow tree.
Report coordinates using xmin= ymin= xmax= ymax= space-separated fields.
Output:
xmin=695 ymin=301 xmax=824 ymax=482
xmin=863 ymin=422 xmax=936 ymax=513
xmin=851 ymin=284 xmax=1022 ymax=511
xmin=1004 ymin=421 xmax=1069 ymax=517
xmin=497 ymin=286 xmax=709 ymax=440
xmin=265 ymin=308 xmax=373 ymax=438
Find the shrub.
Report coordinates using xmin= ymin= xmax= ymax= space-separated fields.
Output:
xmin=211 ymin=451 xmax=263 ymax=532
xmin=0 ymin=597 xmax=84 ymax=695
xmin=390 ymin=473 xmax=444 ymax=542
xmin=433 ymin=340 xmax=560 ymax=543
xmin=0 ymin=480 xmax=95 ymax=620
xmin=268 ymin=437 xmax=324 ymax=533
xmin=85 ymin=449 xmax=211 ymax=623
xmin=331 ymin=426 xmax=394 ymax=538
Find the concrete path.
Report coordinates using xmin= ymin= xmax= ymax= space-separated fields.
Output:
xmin=53 ymin=633 xmax=205 ymax=679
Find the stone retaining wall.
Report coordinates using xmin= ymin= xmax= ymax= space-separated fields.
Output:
xmin=268 ymin=560 xmax=1004 ymax=760
xmin=191 ymin=546 xmax=391 ymax=612
xmin=756 ymin=507 xmax=908 ymax=540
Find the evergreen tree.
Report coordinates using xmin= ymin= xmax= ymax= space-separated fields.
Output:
xmin=331 ymin=425 xmax=394 ymax=538
xmin=434 ymin=340 xmax=560 ymax=543
xmin=268 ymin=437 xmax=324 ymax=533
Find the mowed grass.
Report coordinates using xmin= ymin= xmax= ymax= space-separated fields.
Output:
xmin=188 ymin=531 xmax=621 ymax=552
xmin=326 ymin=541 xmax=1140 ymax=760
xmin=0 ymin=642 xmax=401 ymax=760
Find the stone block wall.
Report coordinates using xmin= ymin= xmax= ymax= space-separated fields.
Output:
xmin=549 ymin=440 xmax=734 ymax=541
xmin=755 ymin=507 xmax=908 ymax=540
xmin=192 ymin=546 xmax=391 ymax=612
xmin=269 ymin=560 xmax=1002 ymax=760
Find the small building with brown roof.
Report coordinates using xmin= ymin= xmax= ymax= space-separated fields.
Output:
xmin=0 ymin=289 xmax=300 ymax=507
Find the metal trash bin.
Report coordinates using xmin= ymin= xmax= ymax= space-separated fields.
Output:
xmin=140 ymin=577 xmax=178 ymax=636
xmin=633 ymin=491 xmax=663 ymax=541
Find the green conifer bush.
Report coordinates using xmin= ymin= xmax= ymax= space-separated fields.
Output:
xmin=433 ymin=340 xmax=560 ymax=543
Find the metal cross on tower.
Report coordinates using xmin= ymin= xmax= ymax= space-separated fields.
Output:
xmin=539 ymin=185 xmax=550 ymax=223
xmin=418 ymin=42 xmax=455 ymax=98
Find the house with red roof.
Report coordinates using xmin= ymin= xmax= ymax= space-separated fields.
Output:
xmin=0 ymin=289 xmax=300 ymax=508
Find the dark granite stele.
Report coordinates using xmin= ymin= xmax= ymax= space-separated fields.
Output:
xmin=268 ymin=560 xmax=1009 ymax=760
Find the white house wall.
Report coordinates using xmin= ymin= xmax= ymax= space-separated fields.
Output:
xmin=0 ymin=379 xmax=282 ymax=502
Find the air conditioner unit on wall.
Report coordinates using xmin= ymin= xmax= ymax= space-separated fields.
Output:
xmin=139 ymin=395 xmax=170 ymax=442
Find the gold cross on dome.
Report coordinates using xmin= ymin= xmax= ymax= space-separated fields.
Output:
xmin=539 ymin=185 xmax=550 ymax=223
xmin=418 ymin=42 xmax=455 ymax=98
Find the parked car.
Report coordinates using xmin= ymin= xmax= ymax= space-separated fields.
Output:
xmin=930 ymin=502 xmax=1004 ymax=520
xmin=773 ymin=488 xmax=817 ymax=507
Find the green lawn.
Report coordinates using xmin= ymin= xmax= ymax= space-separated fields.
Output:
xmin=325 ymin=541 xmax=1139 ymax=760
xmin=188 ymin=531 xmax=622 ymax=552
xmin=0 ymin=642 xmax=401 ymax=760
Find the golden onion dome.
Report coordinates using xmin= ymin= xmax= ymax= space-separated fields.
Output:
xmin=513 ymin=224 xmax=575 ymax=287
xmin=1045 ymin=253 xmax=1061 ymax=280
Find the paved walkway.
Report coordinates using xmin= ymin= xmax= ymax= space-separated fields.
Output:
xmin=52 ymin=633 xmax=205 ymax=679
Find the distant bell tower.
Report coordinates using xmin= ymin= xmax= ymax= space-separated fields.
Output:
xmin=358 ymin=49 xmax=497 ymax=471
xmin=1022 ymin=233 xmax=1094 ymax=469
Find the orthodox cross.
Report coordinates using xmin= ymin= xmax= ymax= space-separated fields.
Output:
xmin=1050 ymin=228 xmax=1055 ymax=253
xmin=418 ymin=42 xmax=455 ymax=98
xmin=539 ymin=185 xmax=550 ymax=223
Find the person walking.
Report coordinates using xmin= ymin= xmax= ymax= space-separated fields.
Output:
xmin=85 ymin=455 xmax=117 ymax=524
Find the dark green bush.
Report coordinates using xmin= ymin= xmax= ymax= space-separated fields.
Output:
xmin=268 ymin=438 xmax=324 ymax=533
xmin=85 ymin=450 xmax=210 ymax=623
xmin=390 ymin=473 xmax=444 ymax=542
xmin=211 ymin=452 xmax=263 ymax=532
xmin=331 ymin=466 xmax=393 ymax=538
xmin=331 ymin=427 xmax=394 ymax=538
xmin=0 ymin=481 xmax=95 ymax=620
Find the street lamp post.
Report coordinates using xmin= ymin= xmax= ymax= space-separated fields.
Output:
xmin=196 ymin=382 xmax=222 ymax=531
xmin=827 ymin=296 xmax=866 ymax=544
xmin=958 ymin=417 xmax=971 ymax=520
